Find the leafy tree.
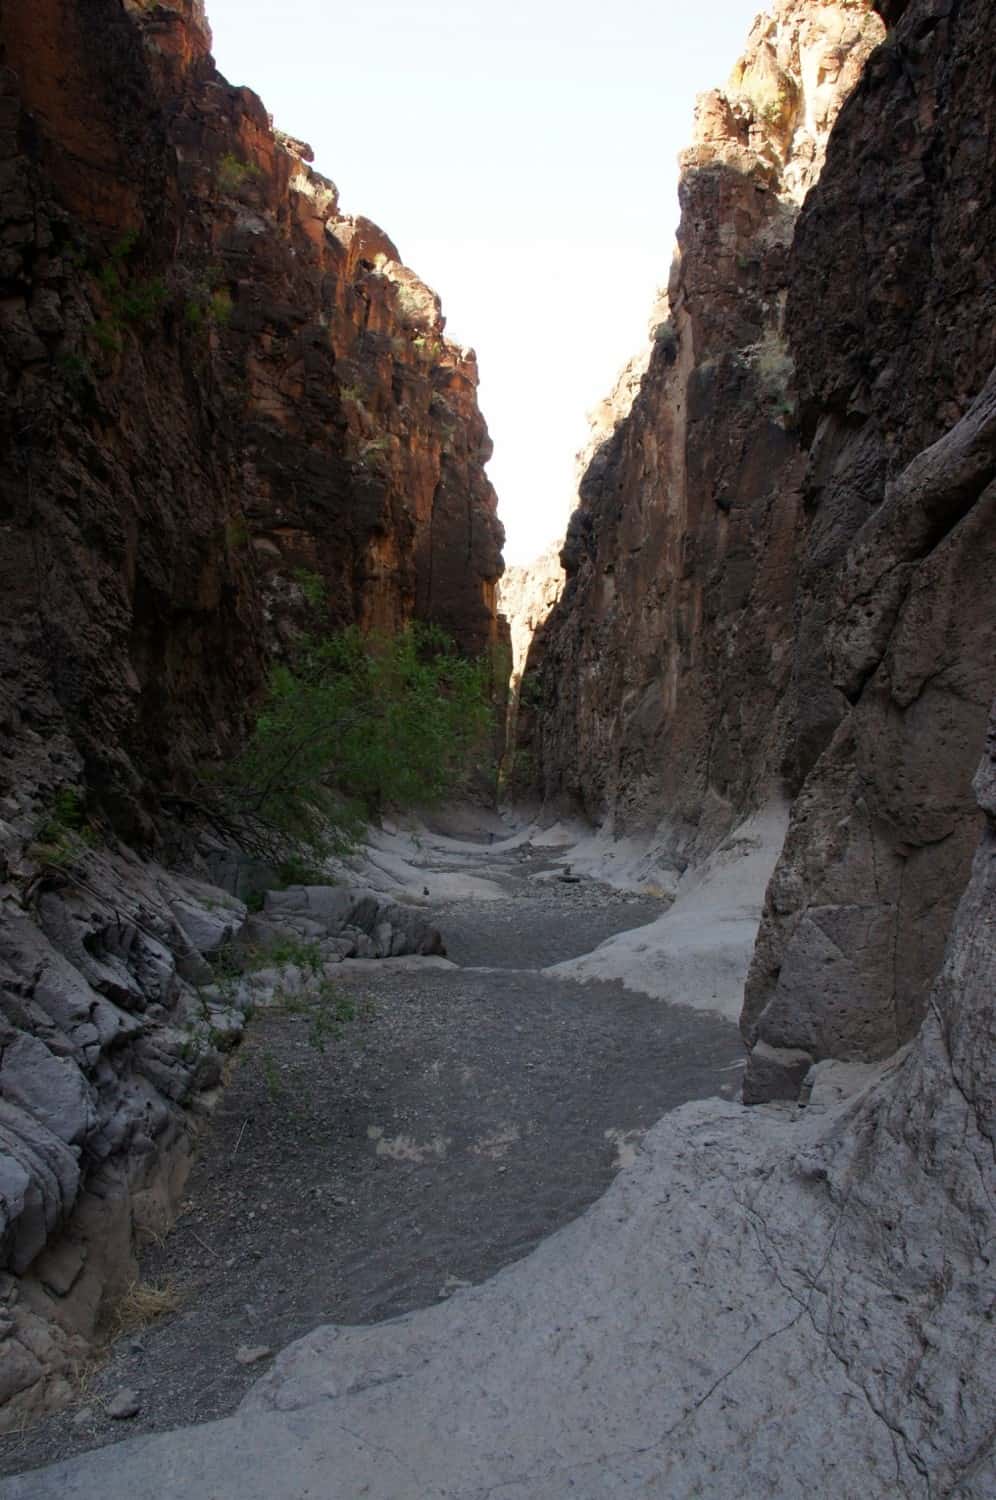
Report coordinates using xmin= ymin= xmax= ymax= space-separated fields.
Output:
xmin=207 ymin=624 xmax=493 ymax=856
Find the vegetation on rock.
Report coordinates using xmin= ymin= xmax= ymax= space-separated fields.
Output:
xmin=207 ymin=624 xmax=494 ymax=856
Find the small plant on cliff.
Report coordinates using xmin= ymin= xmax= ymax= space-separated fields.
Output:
xmin=294 ymin=569 xmax=327 ymax=610
xmin=225 ymin=516 xmax=251 ymax=550
xmin=87 ymin=240 xmax=168 ymax=353
xmin=207 ymin=624 xmax=493 ymax=856
xmin=185 ymin=286 xmax=233 ymax=331
xmin=217 ymin=152 xmax=261 ymax=195
xmin=29 ymin=789 xmax=97 ymax=870
xmin=652 ymin=319 xmax=677 ymax=359
xmin=412 ymin=334 xmax=443 ymax=362
xmin=753 ymin=333 xmax=796 ymax=422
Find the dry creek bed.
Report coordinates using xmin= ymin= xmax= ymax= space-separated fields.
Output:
xmin=0 ymin=841 xmax=745 ymax=1479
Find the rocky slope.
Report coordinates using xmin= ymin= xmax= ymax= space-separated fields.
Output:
xmin=516 ymin=0 xmax=995 ymax=1098
xmin=0 ymin=0 xmax=505 ymax=1426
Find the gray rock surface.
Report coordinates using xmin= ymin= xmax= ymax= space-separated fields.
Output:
xmin=0 ymin=841 xmax=253 ymax=1424
xmin=8 ymin=713 xmax=993 ymax=1495
xmin=744 ymin=365 xmax=996 ymax=1091
xmin=254 ymin=885 xmax=444 ymax=959
xmin=0 ymin=825 xmax=444 ymax=1429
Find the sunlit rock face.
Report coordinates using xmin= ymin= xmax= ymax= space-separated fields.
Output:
xmin=0 ymin=0 xmax=505 ymax=843
xmin=519 ymin=0 xmax=996 ymax=1098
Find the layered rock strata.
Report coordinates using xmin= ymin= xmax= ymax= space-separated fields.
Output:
xmin=517 ymin=0 xmax=996 ymax=1096
xmin=0 ymin=0 xmax=504 ymax=1423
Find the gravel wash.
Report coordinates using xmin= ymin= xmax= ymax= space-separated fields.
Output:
xmin=0 ymin=852 xmax=744 ymax=1478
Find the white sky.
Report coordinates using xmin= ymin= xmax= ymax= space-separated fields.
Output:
xmin=204 ymin=0 xmax=764 ymax=562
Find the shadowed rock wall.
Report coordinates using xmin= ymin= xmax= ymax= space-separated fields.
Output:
xmin=743 ymin=0 xmax=996 ymax=1097
xmin=0 ymin=0 xmax=505 ymax=845
xmin=523 ymin=0 xmax=882 ymax=859
xmin=517 ymin=0 xmax=995 ymax=1098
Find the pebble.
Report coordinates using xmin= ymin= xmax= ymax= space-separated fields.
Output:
xmin=107 ymin=1387 xmax=141 ymax=1420
xmin=71 ymin=1405 xmax=94 ymax=1428
xmin=235 ymin=1344 xmax=272 ymax=1366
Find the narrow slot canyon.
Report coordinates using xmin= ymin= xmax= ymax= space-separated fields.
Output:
xmin=0 ymin=2 xmax=993 ymax=1496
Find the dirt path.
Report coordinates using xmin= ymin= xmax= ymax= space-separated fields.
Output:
xmin=0 ymin=830 xmax=745 ymax=1479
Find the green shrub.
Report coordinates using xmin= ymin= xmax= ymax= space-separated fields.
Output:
xmin=185 ymin=283 xmax=233 ymax=332
xmin=276 ymin=855 xmax=330 ymax=887
xmin=88 ymin=246 xmax=167 ymax=351
xmin=90 ymin=319 xmax=123 ymax=353
xmin=225 ymin=517 xmax=251 ymax=550
xmin=217 ymin=153 xmax=261 ymax=195
xmin=208 ymin=624 xmax=493 ymax=855
xmin=293 ymin=569 xmax=327 ymax=609
xmin=110 ymin=229 xmax=139 ymax=262
xmin=117 ymin=277 xmax=167 ymax=324
xmin=263 ymin=935 xmax=323 ymax=975
xmin=307 ymin=981 xmax=357 ymax=1054
xmin=29 ymin=789 xmax=96 ymax=869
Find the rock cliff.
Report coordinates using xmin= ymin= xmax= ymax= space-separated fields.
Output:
xmin=516 ymin=0 xmax=995 ymax=1099
xmin=744 ymin=0 xmax=996 ymax=1096
xmin=523 ymin=0 xmax=883 ymax=851
xmin=0 ymin=0 xmax=505 ymax=1424
xmin=1 ymin=0 xmax=505 ymax=843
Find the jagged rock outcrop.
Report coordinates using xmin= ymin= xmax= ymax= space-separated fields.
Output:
xmin=0 ymin=838 xmax=444 ymax=1426
xmin=0 ymin=0 xmax=505 ymax=1423
xmin=517 ymin=0 xmax=995 ymax=1097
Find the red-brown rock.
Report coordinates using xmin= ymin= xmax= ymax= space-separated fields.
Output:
xmin=0 ymin=0 xmax=506 ymax=841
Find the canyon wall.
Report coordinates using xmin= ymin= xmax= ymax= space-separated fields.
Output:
xmin=525 ymin=0 xmax=882 ymax=853
xmin=1 ymin=0 xmax=505 ymax=843
xmin=744 ymin=0 xmax=996 ymax=1096
xmin=0 ymin=0 xmax=504 ymax=1423
xmin=517 ymin=0 xmax=995 ymax=1097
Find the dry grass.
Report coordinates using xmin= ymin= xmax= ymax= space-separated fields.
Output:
xmin=71 ymin=1354 xmax=106 ymax=1401
xmin=109 ymin=1279 xmax=180 ymax=1340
